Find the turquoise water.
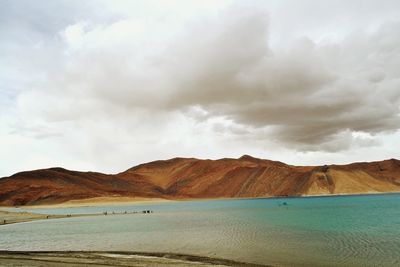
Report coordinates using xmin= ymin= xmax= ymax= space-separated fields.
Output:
xmin=1 ymin=194 xmax=400 ymax=266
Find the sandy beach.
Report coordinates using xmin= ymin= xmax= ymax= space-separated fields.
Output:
xmin=0 ymin=207 xmax=154 ymax=226
xmin=0 ymin=251 xmax=268 ymax=267
xmin=0 ymin=210 xmax=73 ymax=225
xmin=21 ymin=196 xmax=174 ymax=209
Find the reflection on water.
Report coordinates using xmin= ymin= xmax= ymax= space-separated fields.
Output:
xmin=1 ymin=194 xmax=400 ymax=267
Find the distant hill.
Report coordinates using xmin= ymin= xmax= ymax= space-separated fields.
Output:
xmin=1 ymin=156 xmax=400 ymax=206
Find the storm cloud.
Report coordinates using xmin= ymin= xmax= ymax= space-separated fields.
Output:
xmin=26 ymin=4 xmax=400 ymax=149
xmin=1 ymin=0 xmax=400 ymax=176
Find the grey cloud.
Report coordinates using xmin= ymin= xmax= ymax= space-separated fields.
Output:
xmin=10 ymin=3 xmax=400 ymax=152
xmin=162 ymin=17 xmax=400 ymax=151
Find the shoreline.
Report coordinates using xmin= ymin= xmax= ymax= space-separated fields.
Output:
xmin=0 ymin=251 xmax=269 ymax=267
xmin=0 ymin=210 xmax=68 ymax=226
xmin=0 ymin=210 xmax=145 ymax=226
xmin=0 ymin=191 xmax=400 ymax=211
xmin=1 ymin=191 xmax=400 ymax=209
xmin=2 ymin=191 xmax=398 ymax=227
xmin=21 ymin=196 xmax=174 ymax=209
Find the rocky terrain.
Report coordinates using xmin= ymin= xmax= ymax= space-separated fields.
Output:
xmin=1 ymin=155 xmax=400 ymax=206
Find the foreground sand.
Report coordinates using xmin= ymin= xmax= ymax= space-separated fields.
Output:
xmin=0 ymin=251 xmax=268 ymax=267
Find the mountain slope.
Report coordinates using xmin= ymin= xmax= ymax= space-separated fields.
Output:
xmin=0 ymin=168 xmax=162 ymax=206
xmin=1 ymin=156 xmax=400 ymax=206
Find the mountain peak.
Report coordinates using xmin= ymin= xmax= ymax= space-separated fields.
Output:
xmin=239 ymin=154 xmax=258 ymax=160
xmin=1 ymin=157 xmax=400 ymax=206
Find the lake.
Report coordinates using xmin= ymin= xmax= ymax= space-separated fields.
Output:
xmin=1 ymin=194 xmax=400 ymax=266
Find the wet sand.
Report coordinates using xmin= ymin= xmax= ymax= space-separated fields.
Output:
xmin=0 ymin=210 xmax=73 ymax=225
xmin=0 ymin=251 xmax=268 ymax=267
xmin=0 ymin=210 xmax=129 ymax=226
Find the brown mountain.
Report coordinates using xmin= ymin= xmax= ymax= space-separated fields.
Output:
xmin=1 ymin=156 xmax=400 ymax=206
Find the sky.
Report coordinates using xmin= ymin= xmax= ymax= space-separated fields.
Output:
xmin=1 ymin=0 xmax=400 ymax=177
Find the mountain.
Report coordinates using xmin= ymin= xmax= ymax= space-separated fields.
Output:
xmin=1 ymin=156 xmax=400 ymax=206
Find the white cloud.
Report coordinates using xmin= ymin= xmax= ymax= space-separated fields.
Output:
xmin=1 ymin=0 xmax=400 ymax=177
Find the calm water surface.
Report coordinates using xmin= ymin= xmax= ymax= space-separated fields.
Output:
xmin=1 ymin=194 xmax=400 ymax=266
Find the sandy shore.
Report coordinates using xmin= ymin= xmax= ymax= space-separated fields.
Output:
xmin=0 ymin=251 xmax=268 ymax=267
xmin=0 ymin=210 xmax=75 ymax=225
xmin=0 ymin=210 xmax=131 ymax=226
xmin=21 ymin=196 xmax=174 ymax=209
xmin=0 ymin=208 xmax=155 ymax=226
xmin=5 ymin=192 xmax=400 ymax=210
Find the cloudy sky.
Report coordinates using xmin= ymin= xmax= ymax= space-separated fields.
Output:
xmin=1 ymin=0 xmax=400 ymax=177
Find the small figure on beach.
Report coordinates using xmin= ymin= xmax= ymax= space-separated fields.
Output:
xmin=3 ymin=219 xmax=5 ymax=224
xmin=103 ymin=211 xmax=108 ymax=215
